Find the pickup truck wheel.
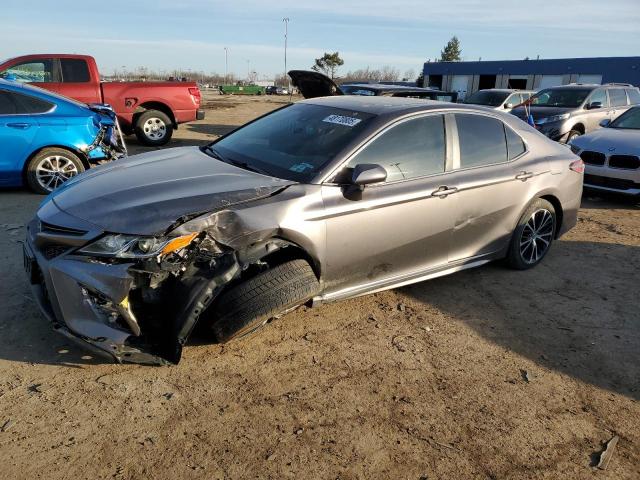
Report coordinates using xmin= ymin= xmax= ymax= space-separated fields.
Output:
xmin=212 ymin=259 xmax=320 ymax=343
xmin=26 ymin=148 xmax=85 ymax=194
xmin=134 ymin=110 xmax=173 ymax=146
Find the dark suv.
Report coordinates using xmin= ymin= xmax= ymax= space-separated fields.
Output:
xmin=511 ymin=83 xmax=640 ymax=143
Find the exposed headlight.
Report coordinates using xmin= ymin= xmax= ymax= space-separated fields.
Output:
xmin=536 ymin=113 xmax=570 ymax=125
xmin=78 ymin=233 xmax=197 ymax=258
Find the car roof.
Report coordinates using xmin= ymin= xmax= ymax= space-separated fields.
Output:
xmin=476 ymin=88 xmax=535 ymax=93
xmin=341 ymin=83 xmax=446 ymax=93
xmin=299 ymin=95 xmax=490 ymax=116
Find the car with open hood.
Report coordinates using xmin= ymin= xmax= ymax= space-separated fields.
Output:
xmin=24 ymin=95 xmax=583 ymax=365
xmin=289 ymin=70 xmax=457 ymax=102
xmin=0 ymin=78 xmax=125 ymax=193
xmin=570 ymin=105 xmax=640 ymax=196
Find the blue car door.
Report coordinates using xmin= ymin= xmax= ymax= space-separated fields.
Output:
xmin=0 ymin=89 xmax=39 ymax=186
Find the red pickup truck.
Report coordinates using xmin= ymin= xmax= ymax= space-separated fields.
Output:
xmin=0 ymin=54 xmax=204 ymax=145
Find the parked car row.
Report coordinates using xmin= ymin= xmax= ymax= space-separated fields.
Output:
xmin=0 ymin=54 xmax=204 ymax=146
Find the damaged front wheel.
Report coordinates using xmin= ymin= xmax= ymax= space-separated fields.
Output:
xmin=212 ymin=259 xmax=319 ymax=342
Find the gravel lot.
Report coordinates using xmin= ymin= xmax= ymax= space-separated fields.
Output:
xmin=0 ymin=93 xmax=638 ymax=479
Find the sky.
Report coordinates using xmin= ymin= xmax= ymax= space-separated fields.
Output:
xmin=1 ymin=0 xmax=639 ymax=79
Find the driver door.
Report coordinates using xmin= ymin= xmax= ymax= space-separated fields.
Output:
xmin=321 ymin=113 xmax=456 ymax=297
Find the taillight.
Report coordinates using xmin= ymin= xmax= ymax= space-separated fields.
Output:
xmin=569 ymin=159 xmax=585 ymax=173
xmin=188 ymin=87 xmax=201 ymax=107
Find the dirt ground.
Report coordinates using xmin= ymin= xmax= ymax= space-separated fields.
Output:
xmin=0 ymin=93 xmax=638 ymax=480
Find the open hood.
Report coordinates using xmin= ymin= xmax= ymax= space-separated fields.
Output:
xmin=288 ymin=70 xmax=343 ymax=99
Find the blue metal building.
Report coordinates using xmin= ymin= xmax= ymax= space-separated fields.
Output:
xmin=422 ymin=56 xmax=640 ymax=101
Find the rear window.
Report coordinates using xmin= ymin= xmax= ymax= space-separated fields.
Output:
xmin=60 ymin=59 xmax=90 ymax=82
xmin=0 ymin=91 xmax=18 ymax=114
xmin=609 ymin=89 xmax=628 ymax=107
xmin=626 ymin=88 xmax=640 ymax=105
xmin=456 ymin=114 xmax=508 ymax=168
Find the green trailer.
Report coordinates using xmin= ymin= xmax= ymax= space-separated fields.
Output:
xmin=219 ymin=85 xmax=265 ymax=95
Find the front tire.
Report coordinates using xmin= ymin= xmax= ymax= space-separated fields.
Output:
xmin=566 ymin=130 xmax=581 ymax=143
xmin=507 ymin=198 xmax=556 ymax=270
xmin=26 ymin=148 xmax=85 ymax=194
xmin=134 ymin=110 xmax=173 ymax=146
xmin=212 ymin=259 xmax=320 ymax=342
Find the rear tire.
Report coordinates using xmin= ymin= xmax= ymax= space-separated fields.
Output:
xmin=134 ymin=110 xmax=173 ymax=146
xmin=26 ymin=148 xmax=84 ymax=195
xmin=212 ymin=259 xmax=320 ymax=342
xmin=507 ymin=198 xmax=556 ymax=270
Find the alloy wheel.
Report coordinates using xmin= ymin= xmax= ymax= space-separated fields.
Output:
xmin=35 ymin=155 xmax=79 ymax=192
xmin=143 ymin=117 xmax=167 ymax=141
xmin=519 ymin=208 xmax=554 ymax=264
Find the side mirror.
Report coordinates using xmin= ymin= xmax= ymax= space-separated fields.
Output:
xmin=351 ymin=164 xmax=387 ymax=187
xmin=504 ymin=103 xmax=514 ymax=109
xmin=599 ymin=118 xmax=611 ymax=128
xmin=588 ymin=101 xmax=603 ymax=110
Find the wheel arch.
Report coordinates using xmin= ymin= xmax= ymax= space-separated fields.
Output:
xmin=570 ymin=123 xmax=585 ymax=135
xmin=134 ymin=102 xmax=177 ymax=127
xmin=539 ymin=194 xmax=564 ymax=239
xmin=237 ymin=237 xmax=322 ymax=281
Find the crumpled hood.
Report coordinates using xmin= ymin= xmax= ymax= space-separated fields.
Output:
xmin=511 ymin=106 xmax=571 ymax=121
xmin=571 ymin=127 xmax=640 ymax=155
xmin=48 ymin=147 xmax=294 ymax=235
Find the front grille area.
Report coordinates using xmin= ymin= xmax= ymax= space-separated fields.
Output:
xmin=584 ymin=174 xmax=639 ymax=191
xmin=40 ymin=221 xmax=87 ymax=236
xmin=609 ymin=155 xmax=640 ymax=170
xmin=43 ymin=245 xmax=70 ymax=260
xmin=580 ymin=151 xmax=606 ymax=166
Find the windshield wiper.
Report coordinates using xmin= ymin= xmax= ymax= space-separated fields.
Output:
xmin=202 ymin=146 xmax=270 ymax=176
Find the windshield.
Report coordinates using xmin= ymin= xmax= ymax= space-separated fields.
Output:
xmin=610 ymin=107 xmax=640 ymax=129
xmin=203 ymin=103 xmax=376 ymax=182
xmin=464 ymin=90 xmax=510 ymax=107
xmin=531 ymin=88 xmax=592 ymax=108
xmin=340 ymin=85 xmax=376 ymax=96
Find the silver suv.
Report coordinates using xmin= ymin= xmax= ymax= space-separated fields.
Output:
xmin=511 ymin=84 xmax=640 ymax=143
xmin=464 ymin=89 xmax=535 ymax=112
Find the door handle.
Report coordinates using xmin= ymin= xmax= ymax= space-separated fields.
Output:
xmin=515 ymin=171 xmax=534 ymax=181
xmin=6 ymin=123 xmax=30 ymax=129
xmin=431 ymin=186 xmax=458 ymax=197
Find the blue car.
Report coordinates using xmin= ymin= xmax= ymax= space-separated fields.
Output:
xmin=0 ymin=79 xmax=125 ymax=194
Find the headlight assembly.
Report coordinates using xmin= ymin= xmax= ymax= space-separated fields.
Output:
xmin=78 ymin=233 xmax=197 ymax=259
xmin=536 ymin=113 xmax=570 ymax=125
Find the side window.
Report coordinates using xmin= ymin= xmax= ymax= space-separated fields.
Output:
xmin=609 ymin=89 xmax=628 ymax=107
xmin=588 ymin=89 xmax=609 ymax=107
xmin=2 ymin=60 xmax=54 ymax=83
xmin=60 ymin=59 xmax=90 ymax=82
xmin=505 ymin=126 xmax=526 ymax=160
xmin=12 ymin=92 xmax=54 ymax=114
xmin=0 ymin=91 xmax=19 ymax=114
xmin=345 ymin=115 xmax=446 ymax=182
xmin=455 ymin=114 xmax=508 ymax=168
xmin=625 ymin=89 xmax=640 ymax=105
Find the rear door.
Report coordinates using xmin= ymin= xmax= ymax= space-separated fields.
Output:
xmin=608 ymin=88 xmax=630 ymax=120
xmin=321 ymin=113 xmax=455 ymax=296
xmin=0 ymin=89 xmax=41 ymax=185
xmin=445 ymin=113 xmax=548 ymax=263
xmin=57 ymin=58 xmax=101 ymax=103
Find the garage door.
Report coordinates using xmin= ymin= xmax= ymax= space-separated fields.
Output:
xmin=538 ymin=75 xmax=564 ymax=89
xmin=577 ymin=74 xmax=602 ymax=85
xmin=451 ymin=75 xmax=470 ymax=101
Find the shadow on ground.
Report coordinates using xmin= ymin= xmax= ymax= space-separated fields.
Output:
xmin=1 ymin=234 xmax=638 ymax=401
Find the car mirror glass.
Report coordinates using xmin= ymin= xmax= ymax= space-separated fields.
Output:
xmin=504 ymin=103 xmax=514 ymax=109
xmin=599 ymin=118 xmax=611 ymax=128
xmin=588 ymin=101 xmax=602 ymax=110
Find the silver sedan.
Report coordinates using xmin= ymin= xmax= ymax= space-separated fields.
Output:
xmin=25 ymin=96 xmax=584 ymax=364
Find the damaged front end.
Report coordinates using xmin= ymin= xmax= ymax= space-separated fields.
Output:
xmin=84 ymin=103 xmax=127 ymax=162
xmin=24 ymin=184 xmax=292 ymax=365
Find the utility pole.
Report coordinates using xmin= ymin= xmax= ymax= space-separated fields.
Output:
xmin=246 ymin=59 xmax=250 ymax=81
xmin=283 ymin=17 xmax=289 ymax=89
xmin=224 ymin=47 xmax=229 ymax=84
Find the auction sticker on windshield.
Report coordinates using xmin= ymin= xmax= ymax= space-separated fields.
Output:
xmin=323 ymin=114 xmax=362 ymax=127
